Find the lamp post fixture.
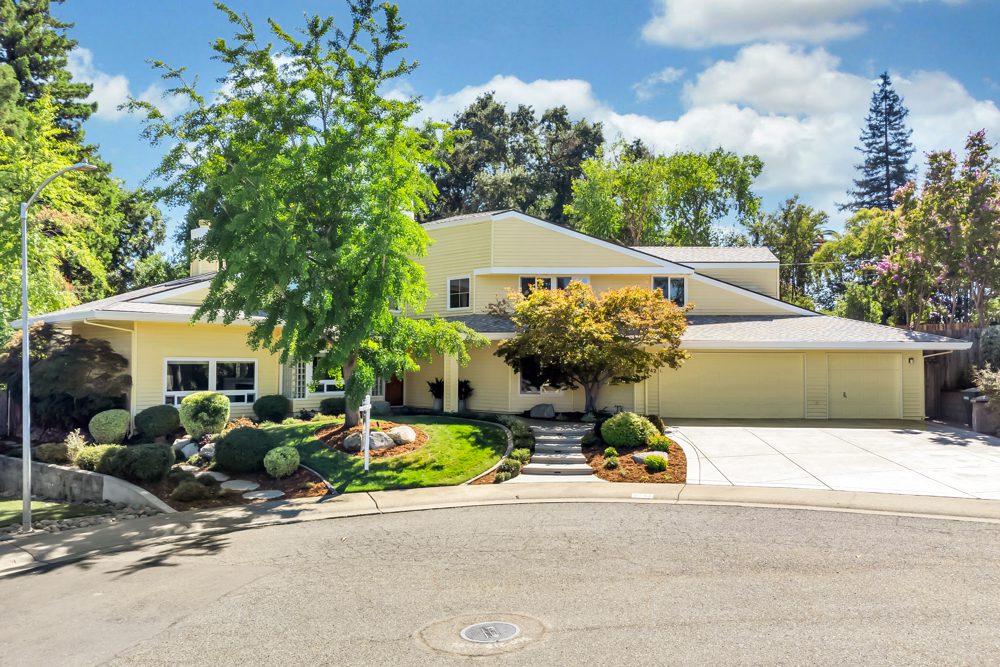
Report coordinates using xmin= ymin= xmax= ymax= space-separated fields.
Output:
xmin=19 ymin=162 xmax=98 ymax=532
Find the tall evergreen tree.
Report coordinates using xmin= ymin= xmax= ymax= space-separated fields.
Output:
xmin=842 ymin=72 xmax=915 ymax=212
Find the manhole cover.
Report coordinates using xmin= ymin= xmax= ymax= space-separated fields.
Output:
xmin=460 ymin=621 xmax=521 ymax=644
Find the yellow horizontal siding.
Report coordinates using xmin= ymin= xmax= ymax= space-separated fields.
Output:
xmin=157 ymin=287 xmax=210 ymax=306
xmin=491 ymin=215 xmax=660 ymax=268
xmin=902 ymin=352 xmax=924 ymax=420
xmin=403 ymin=355 xmax=443 ymax=409
xmin=71 ymin=321 xmax=133 ymax=365
xmin=459 ymin=345 xmax=510 ymax=412
xmin=686 ymin=276 xmax=792 ymax=315
xmin=133 ymin=322 xmax=280 ymax=417
xmin=695 ymin=267 xmax=779 ymax=298
xmin=804 ymin=351 xmax=829 ymax=419
xmin=422 ymin=221 xmax=492 ymax=316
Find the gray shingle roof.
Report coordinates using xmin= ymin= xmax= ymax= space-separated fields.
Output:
xmin=445 ymin=313 xmax=969 ymax=349
xmin=633 ymin=246 xmax=777 ymax=263
xmin=421 ymin=210 xmax=512 ymax=226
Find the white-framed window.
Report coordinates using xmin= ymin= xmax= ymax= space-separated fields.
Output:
xmin=165 ymin=358 xmax=257 ymax=405
xmin=519 ymin=275 xmax=589 ymax=296
xmin=309 ymin=356 xmax=345 ymax=395
xmin=448 ymin=275 xmax=471 ymax=310
xmin=652 ymin=276 xmax=686 ymax=306
xmin=517 ymin=356 xmax=562 ymax=396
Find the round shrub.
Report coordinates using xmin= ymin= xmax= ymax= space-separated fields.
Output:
xmin=215 ymin=426 xmax=276 ymax=473
xmin=497 ymin=458 xmax=521 ymax=476
xmin=603 ymin=446 xmax=619 ymax=458
xmin=264 ymin=446 xmax=300 ymax=479
xmin=604 ymin=456 xmax=619 ymax=470
xmin=644 ymin=455 xmax=667 ymax=473
xmin=253 ymin=394 xmax=291 ymax=422
xmin=648 ymin=435 xmax=671 ymax=452
xmin=510 ymin=448 xmax=532 ymax=464
xmin=171 ymin=479 xmax=214 ymax=502
xmin=600 ymin=412 xmax=658 ymax=448
xmin=122 ymin=444 xmax=175 ymax=482
xmin=88 ymin=409 xmax=130 ymax=444
xmin=34 ymin=442 xmax=73 ymax=464
xmin=179 ymin=392 xmax=230 ymax=438
xmin=494 ymin=471 xmax=512 ymax=483
xmin=319 ymin=396 xmax=346 ymax=416
xmin=76 ymin=444 xmax=128 ymax=476
xmin=134 ymin=404 xmax=181 ymax=440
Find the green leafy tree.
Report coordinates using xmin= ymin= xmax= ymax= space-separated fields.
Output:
xmin=956 ymin=130 xmax=1000 ymax=326
xmin=833 ymin=283 xmax=883 ymax=323
xmin=496 ymin=281 xmax=688 ymax=413
xmin=842 ymin=72 xmax=915 ymax=212
xmin=0 ymin=0 xmax=94 ymax=134
xmin=567 ymin=143 xmax=763 ymax=246
xmin=130 ymin=2 xmax=486 ymax=426
xmin=747 ymin=195 xmax=832 ymax=303
xmin=427 ymin=92 xmax=603 ymax=224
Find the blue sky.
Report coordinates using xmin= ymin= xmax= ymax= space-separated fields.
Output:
xmin=59 ymin=1 xmax=1000 ymax=248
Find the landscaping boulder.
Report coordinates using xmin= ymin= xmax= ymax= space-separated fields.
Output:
xmin=343 ymin=431 xmax=395 ymax=453
xmin=172 ymin=438 xmax=192 ymax=453
xmin=199 ymin=442 xmax=216 ymax=459
xmin=386 ymin=425 xmax=417 ymax=445
xmin=181 ymin=442 xmax=201 ymax=460
xmin=529 ymin=403 xmax=556 ymax=419
xmin=632 ymin=451 xmax=670 ymax=465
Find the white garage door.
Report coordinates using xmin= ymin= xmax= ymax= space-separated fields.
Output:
xmin=658 ymin=353 xmax=805 ymax=418
xmin=828 ymin=353 xmax=901 ymax=419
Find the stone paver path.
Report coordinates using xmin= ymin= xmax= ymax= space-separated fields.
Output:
xmin=242 ymin=490 xmax=284 ymax=500
xmin=670 ymin=419 xmax=1000 ymax=499
xmin=221 ymin=480 xmax=260 ymax=492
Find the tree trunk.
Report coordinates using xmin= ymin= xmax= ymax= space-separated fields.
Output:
xmin=342 ymin=352 xmax=360 ymax=427
xmin=584 ymin=382 xmax=601 ymax=414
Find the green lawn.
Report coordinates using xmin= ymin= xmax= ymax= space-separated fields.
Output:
xmin=264 ymin=415 xmax=507 ymax=492
xmin=0 ymin=500 xmax=108 ymax=528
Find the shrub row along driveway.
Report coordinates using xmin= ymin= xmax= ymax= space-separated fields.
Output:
xmin=670 ymin=420 xmax=1000 ymax=499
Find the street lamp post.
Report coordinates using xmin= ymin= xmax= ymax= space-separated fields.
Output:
xmin=19 ymin=162 xmax=98 ymax=532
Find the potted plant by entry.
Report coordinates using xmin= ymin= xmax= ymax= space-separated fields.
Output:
xmin=427 ymin=378 xmax=444 ymax=411
xmin=458 ymin=380 xmax=474 ymax=412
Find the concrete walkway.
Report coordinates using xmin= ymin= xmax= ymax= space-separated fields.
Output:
xmin=515 ymin=423 xmax=598 ymax=479
xmin=669 ymin=419 xmax=1000 ymax=499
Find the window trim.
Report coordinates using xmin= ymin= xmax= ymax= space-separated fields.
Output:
xmin=518 ymin=275 xmax=588 ymax=296
xmin=163 ymin=357 xmax=259 ymax=406
xmin=651 ymin=276 xmax=688 ymax=306
xmin=306 ymin=356 xmax=345 ymax=397
xmin=446 ymin=274 xmax=472 ymax=311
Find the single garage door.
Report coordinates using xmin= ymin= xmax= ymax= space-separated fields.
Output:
xmin=658 ymin=352 xmax=805 ymax=418
xmin=828 ymin=353 xmax=901 ymax=419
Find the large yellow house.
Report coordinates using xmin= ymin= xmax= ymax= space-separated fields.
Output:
xmin=28 ymin=210 xmax=969 ymax=423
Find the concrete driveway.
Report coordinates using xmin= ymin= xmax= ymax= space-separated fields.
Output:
xmin=668 ymin=420 xmax=1000 ymax=499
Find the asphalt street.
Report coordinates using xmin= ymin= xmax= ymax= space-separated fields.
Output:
xmin=3 ymin=502 xmax=1000 ymax=666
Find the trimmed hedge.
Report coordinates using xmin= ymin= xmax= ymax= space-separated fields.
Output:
xmin=319 ymin=396 xmax=346 ymax=416
xmin=76 ymin=443 xmax=174 ymax=482
xmin=215 ymin=427 xmax=276 ymax=473
xmin=89 ymin=409 xmax=130 ymax=444
xmin=135 ymin=404 xmax=181 ymax=440
xmin=179 ymin=392 xmax=230 ymax=438
xmin=76 ymin=444 xmax=126 ymax=474
xmin=254 ymin=394 xmax=291 ymax=422
xmin=263 ymin=446 xmax=300 ymax=479
xmin=600 ymin=412 xmax=658 ymax=448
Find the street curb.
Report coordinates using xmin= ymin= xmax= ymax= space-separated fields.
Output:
xmin=3 ymin=482 xmax=999 ymax=577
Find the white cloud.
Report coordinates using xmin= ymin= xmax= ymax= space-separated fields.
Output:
xmin=416 ymin=45 xmax=1000 ymax=223
xmin=632 ymin=66 xmax=686 ymax=102
xmin=67 ymin=47 xmax=187 ymax=121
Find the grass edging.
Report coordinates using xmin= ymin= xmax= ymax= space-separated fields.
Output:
xmin=462 ymin=419 xmax=515 ymax=485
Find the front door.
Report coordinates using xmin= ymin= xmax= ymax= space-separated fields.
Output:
xmin=385 ymin=374 xmax=404 ymax=406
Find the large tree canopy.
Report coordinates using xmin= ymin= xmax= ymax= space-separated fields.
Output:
xmin=496 ymin=281 xmax=688 ymax=413
xmin=131 ymin=2 xmax=486 ymax=425
xmin=566 ymin=142 xmax=763 ymax=246
xmin=426 ymin=92 xmax=603 ymax=224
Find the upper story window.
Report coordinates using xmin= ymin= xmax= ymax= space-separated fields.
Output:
xmin=448 ymin=276 xmax=471 ymax=309
xmin=652 ymin=276 xmax=686 ymax=306
xmin=520 ymin=275 xmax=589 ymax=296
xmin=165 ymin=359 xmax=257 ymax=405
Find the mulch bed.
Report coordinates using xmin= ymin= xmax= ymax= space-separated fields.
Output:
xmin=584 ymin=441 xmax=687 ymax=484
xmin=142 ymin=467 xmax=328 ymax=511
xmin=470 ymin=469 xmax=499 ymax=485
xmin=315 ymin=420 xmax=429 ymax=458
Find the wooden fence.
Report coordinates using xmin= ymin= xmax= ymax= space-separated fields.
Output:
xmin=916 ymin=323 xmax=986 ymax=419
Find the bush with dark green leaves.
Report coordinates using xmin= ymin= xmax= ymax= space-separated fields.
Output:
xmin=645 ymin=414 xmax=666 ymax=435
xmin=76 ymin=444 xmax=128 ymax=476
xmin=600 ymin=412 xmax=658 ymax=448
xmin=264 ymin=446 xmax=300 ymax=479
xmin=215 ymin=427 xmax=277 ymax=473
xmin=135 ymin=404 xmax=181 ymax=440
xmin=603 ymin=446 xmax=619 ymax=458
xmin=171 ymin=479 xmax=214 ymax=502
xmin=497 ymin=458 xmax=522 ymax=476
xmin=604 ymin=456 xmax=619 ymax=470
xmin=510 ymin=448 xmax=532 ymax=464
xmin=319 ymin=396 xmax=346 ymax=416
xmin=168 ymin=469 xmax=196 ymax=484
xmin=494 ymin=471 xmax=512 ymax=483
xmin=497 ymin=415 xmax=535 ymax=449
xmin=89 ymin=409 xmax=130 ymax=444
xmin=648 ymin=435 xmax=671 ymax=452
xmin=179 ymin=391 xmax=230 ymax=438
xmin=644 ymin=455 xmax=667 ymax=473
xmin=123 ymin=444 xmax=175 ymax=482
xmin=254 ymin=394 xmax=291 ymax=422
xmin=197 ymin=473 xmax=221 ymax=488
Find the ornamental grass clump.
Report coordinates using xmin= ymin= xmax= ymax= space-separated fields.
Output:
xmin=600 ymin=412 xmax=658 ymax=448
xmin=263 ymin=446 xmax=300 ymax=479
xmin=179 ymin=392 xmax=230 ymax=438
xmin=88 ymin=409 xmax=130 ymax=444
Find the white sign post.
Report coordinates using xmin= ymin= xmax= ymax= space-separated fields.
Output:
xmin=359 ymin=393 xmax=372 ymax=472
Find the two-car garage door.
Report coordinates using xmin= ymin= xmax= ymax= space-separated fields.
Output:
xmin=658 ymin=352 xmax=904 ymax=419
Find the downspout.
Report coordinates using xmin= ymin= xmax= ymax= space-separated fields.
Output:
xmin=82 ymin=319 xmax=137 ymax=430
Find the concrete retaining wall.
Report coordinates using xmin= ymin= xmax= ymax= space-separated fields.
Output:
xmin=0 ymin=455 xmax=174 ymax=513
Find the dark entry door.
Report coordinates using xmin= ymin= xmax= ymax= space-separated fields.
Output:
xmin=385 ymin=375 xmax=404 ymax=406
